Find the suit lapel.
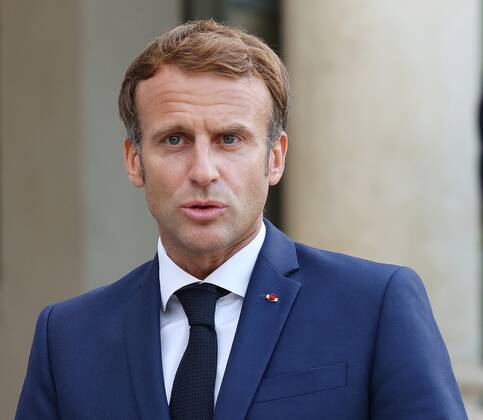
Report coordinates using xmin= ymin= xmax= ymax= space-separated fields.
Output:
xmin=214 ymin=220 xmax=301 ymax=420
xmin=122 ymin=256 xmax=171 ymax=420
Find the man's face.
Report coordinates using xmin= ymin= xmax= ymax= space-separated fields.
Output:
xmin=124 ymin=65 xmax=287 ymax=261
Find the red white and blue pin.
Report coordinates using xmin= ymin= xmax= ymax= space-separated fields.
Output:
xmin=264 ymin=293 xmax=279 ymax=303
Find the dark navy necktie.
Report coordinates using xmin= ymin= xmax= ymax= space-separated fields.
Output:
xmin=169 ymin=282 xmax=228 ymax=420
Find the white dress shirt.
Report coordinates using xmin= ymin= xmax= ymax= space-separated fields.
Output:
xmin=157 ymin=222 xmax=266 ymax=404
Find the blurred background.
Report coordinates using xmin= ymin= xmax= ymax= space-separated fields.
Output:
xmin=1 ymin=0 xmax=482 ymax=418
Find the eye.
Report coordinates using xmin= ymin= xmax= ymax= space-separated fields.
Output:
xmin=222 ymin=134 xmax=239 ymax=145
xmin=164 ymin=135 xmax=183 ymax=146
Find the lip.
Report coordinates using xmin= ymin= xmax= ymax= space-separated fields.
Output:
xmin=180 ymin=201 xmax=227 ymax=222
xmin=181 ymin=200 xmax=226 ymax=209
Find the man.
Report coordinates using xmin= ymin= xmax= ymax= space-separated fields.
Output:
xmin=16 ymin=20 xmax=467 ymax=420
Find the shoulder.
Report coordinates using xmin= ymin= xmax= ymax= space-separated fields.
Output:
xmin=294 ymin=241 xmax=401 ymax=279
xmin=292 ymin=241 xmax=424 ymax=301
xmin=42 ymin=258 xmax=154 ymax=326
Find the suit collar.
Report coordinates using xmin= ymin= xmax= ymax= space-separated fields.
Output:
xmin=259 ymin=218 xmax=299 ymax=275
xmin=122 ymin=256 xmax=171 ymax=420
xmin=214 ymin=219 xmax=301 ymax=420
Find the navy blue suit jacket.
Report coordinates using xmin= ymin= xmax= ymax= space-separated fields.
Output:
xmin=16 ymin=220 xmax=468 ymax=419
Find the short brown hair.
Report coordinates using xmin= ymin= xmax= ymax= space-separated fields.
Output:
xmin=118 ymin=19 xmax=290 ymax=147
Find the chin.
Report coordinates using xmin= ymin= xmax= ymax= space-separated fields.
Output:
xmin=180 ymin=227 xmax=229 ymax=252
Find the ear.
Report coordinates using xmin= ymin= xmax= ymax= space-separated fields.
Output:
xmin=268 ymin=131 xmax=288 ymax=186
xmin=123 ymin=138 xmax=145 ymax=187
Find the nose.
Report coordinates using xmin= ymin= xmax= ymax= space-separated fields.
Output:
xmin=187 ymin=139 xmax=219 ymax=187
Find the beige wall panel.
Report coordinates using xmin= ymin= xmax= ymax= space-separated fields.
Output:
xmin=0 ymin=1 xmax=181 ymax=418
xmin=0 ymin=1 xmax=82 ymax=418
xmin=80 ymin=0 xmax=181 ymax=291
xmin=283 ymin=0 xmax=480 ymax=366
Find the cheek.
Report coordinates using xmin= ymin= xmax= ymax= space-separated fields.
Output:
xmin=143 ymin=161 xmax=182 ymax=210
xmin=239 ymin=160 xmax=270 ymax=205
xmin=225 ymin=153 xmax=267 ymax=190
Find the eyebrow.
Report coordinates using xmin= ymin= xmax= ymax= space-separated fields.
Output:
xmin=218 ymin=124 xmax=255 ymax=139
xmin=148 ymin=124 xmax=188 ymax=140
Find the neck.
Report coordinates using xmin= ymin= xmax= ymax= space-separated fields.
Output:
xmin=161 ymin=221 xmax=262 ymax=279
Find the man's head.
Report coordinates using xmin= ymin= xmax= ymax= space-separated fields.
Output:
xmin=118 ymin=19 xmax=289 ymax=151
xmin=119 ymin=20 xmax=289 ymax=278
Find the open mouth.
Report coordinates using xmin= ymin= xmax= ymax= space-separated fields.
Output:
xmin=191 ymin=204 xmax=215 ymax=209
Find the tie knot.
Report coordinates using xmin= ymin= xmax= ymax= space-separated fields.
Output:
xmin=175 ymin=283 xmax=228 ymax=328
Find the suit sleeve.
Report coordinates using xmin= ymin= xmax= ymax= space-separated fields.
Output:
xmin=370 ymin=267 xmax=468 ymax=420
xmin=15 ymin=304 xmax=61 ymax=420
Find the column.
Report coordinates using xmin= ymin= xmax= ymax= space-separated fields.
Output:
xmin=283 ymin=0 xmax=481 ymax=400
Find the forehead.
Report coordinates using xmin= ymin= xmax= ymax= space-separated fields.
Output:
xmin=135 ymin=65 xmax=272 ymax=133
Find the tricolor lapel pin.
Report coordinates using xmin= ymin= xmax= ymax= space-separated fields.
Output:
xmin=264 ymin=293 xmax=279 ymax=303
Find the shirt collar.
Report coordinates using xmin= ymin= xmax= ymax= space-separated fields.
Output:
xmin=158 ymin=222 xmax=266 ymax=311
